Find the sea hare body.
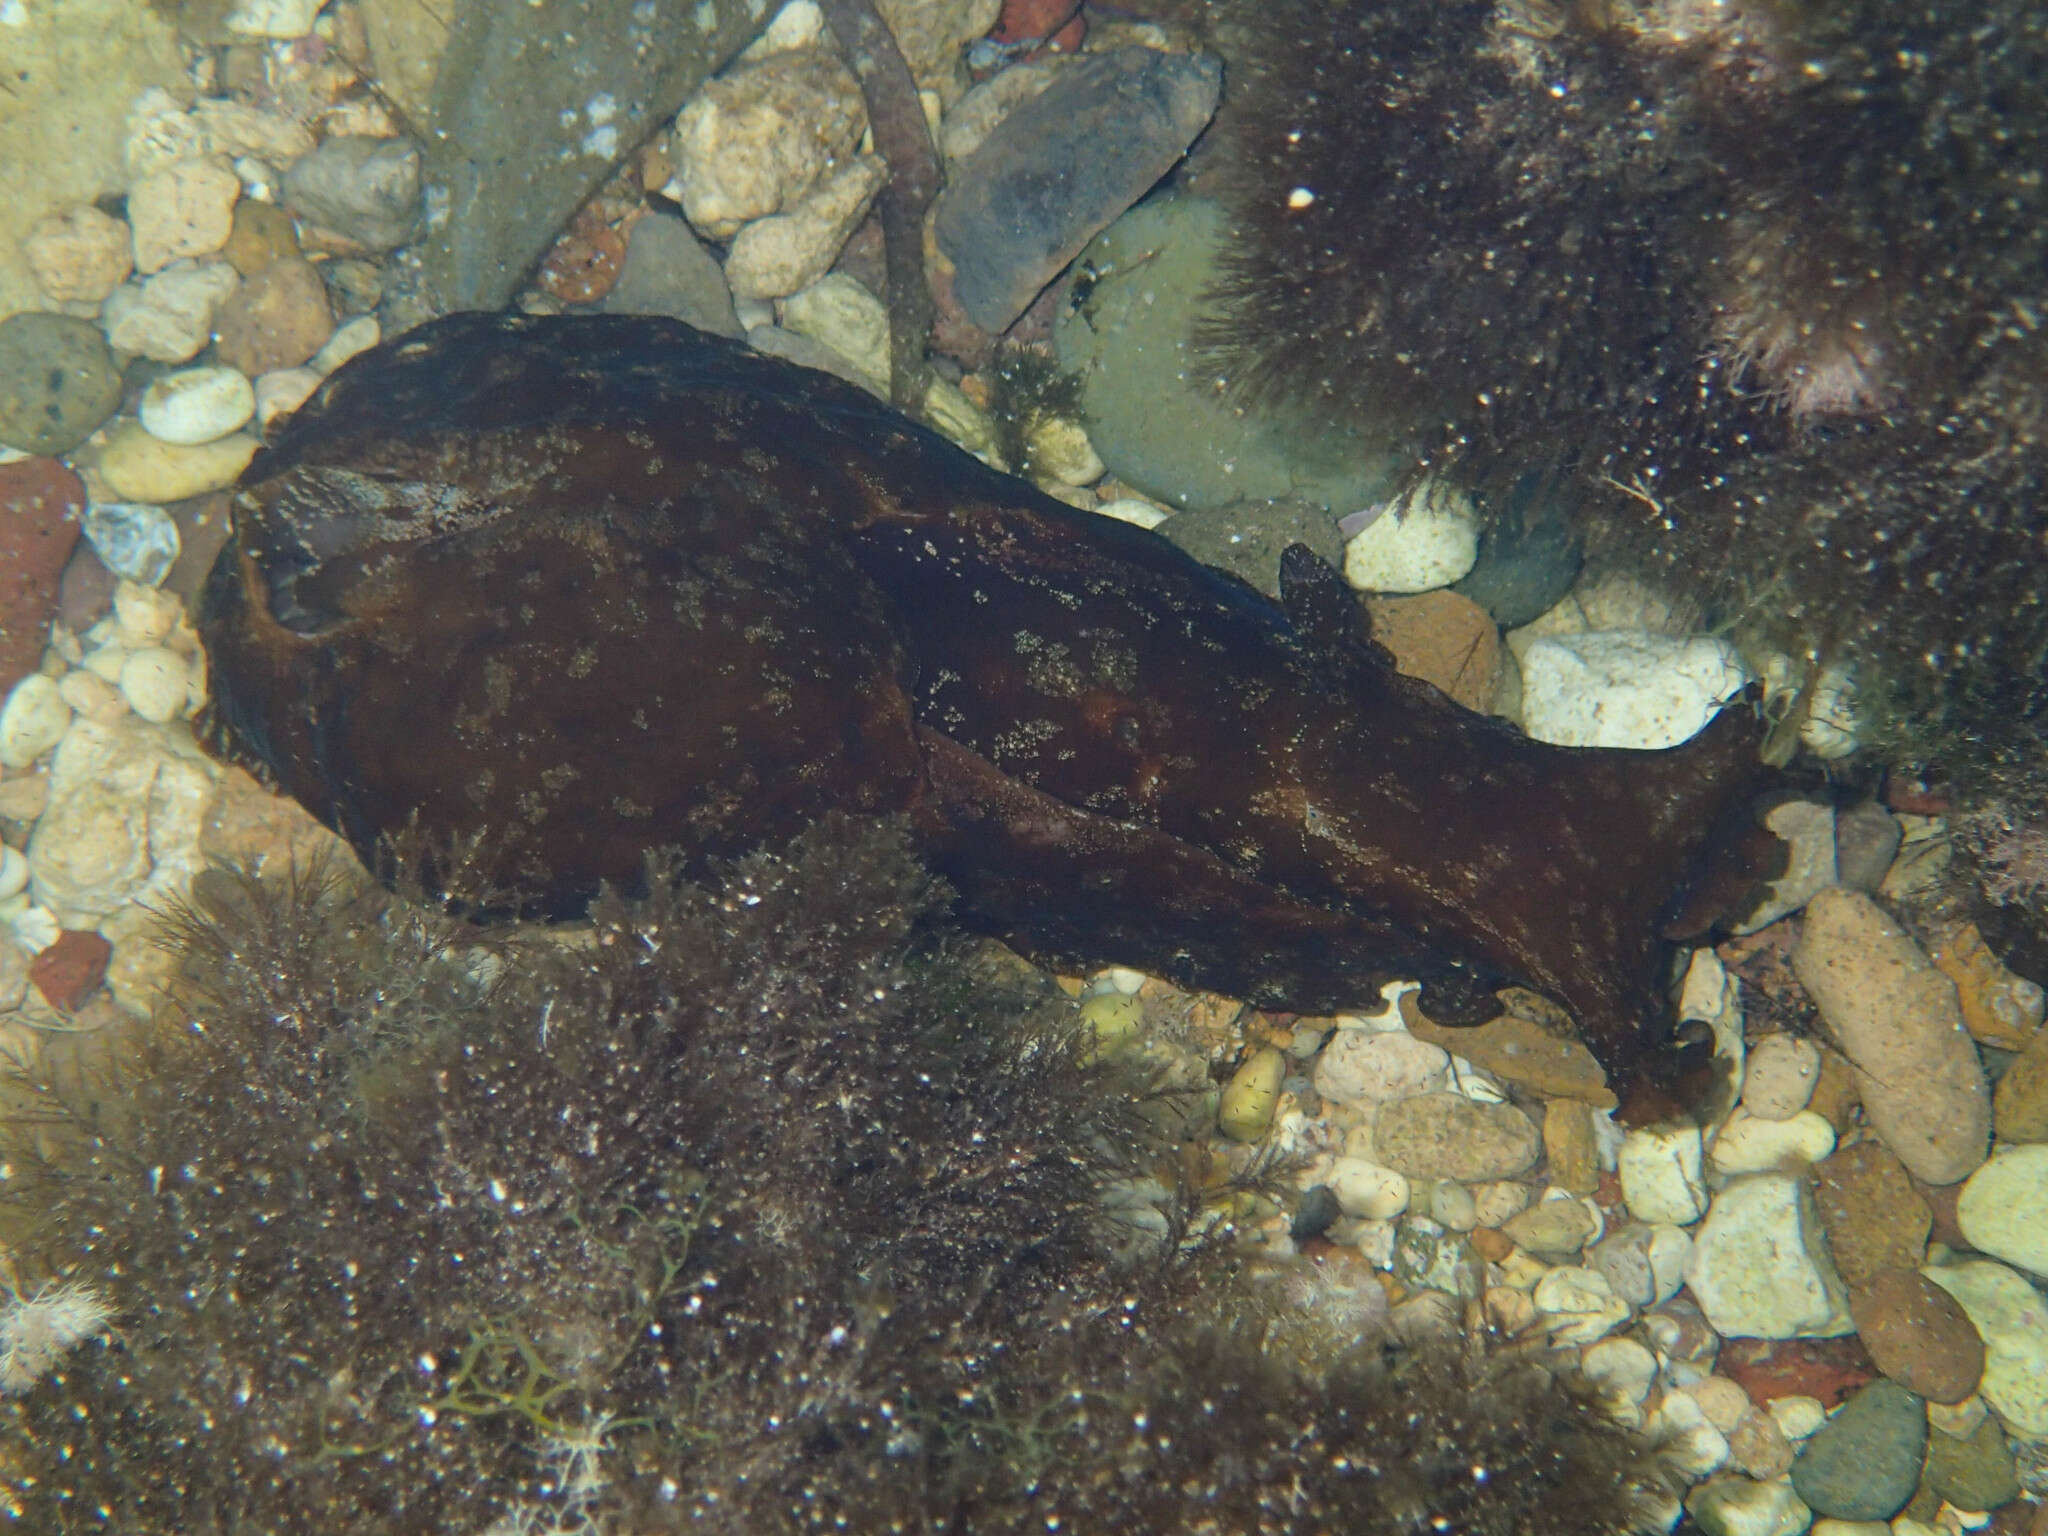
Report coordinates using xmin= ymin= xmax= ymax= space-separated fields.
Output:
xmin=201 ymin=312 xmax=1779 ymax=1084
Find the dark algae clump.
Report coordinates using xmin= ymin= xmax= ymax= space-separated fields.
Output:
xmin=0 ymin=823 xmax=1676 ymax=1534
xmin=200 ymin=311 xmax=1784 ymax=1098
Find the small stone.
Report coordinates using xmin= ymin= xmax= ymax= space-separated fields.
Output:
xmin=1769 ymin=1395 xmax=1828 ymax=1440
xmin=1521 ymin=631 xmax=1751 ymax=750
xmin=1619 ymin=1122 xmax=1708 ymax=1225
xmin=308 ymin=315 xmax=382 ymax=378
xmin=81 ymin=502 xmax=182 ymax=587
xmin=536 ymin=225 xmax=629 ymax=305
xmin=1791 ymin=1378 xmax=1926 ymax=1521
xmin=725 ymin=155 xmax=888 ymax=301
xmin=1542 ymin=1097 xmax=1601 ymax=1195
xmin=1932 ymin=922 xmax=2045 ymax=1053
xmin=220 ymin=196 xmax=302 ymax=276
xmin=1502 ymin=1193 xmax=1598 ymax=1257
xmin=1792 ymin=887 xmax=1991 ymax=1186
xmin=1922 ymin=1260 xmax=2048 ymax=1438
xmin=1834 ymin=799 xmax=1904 ymax=893
xmin=0 ymin=675 xmax=74 ymax=769
xmin=1848 ymin=1266 xmax=1985 ymax=1404
xmin=117 ymin=648 xmax=192 ymax=724
xmin=1686 ymin=1374 xmax=1757 ymax=1434
xmin=1744 ymin=1034 xmax=1823 ymax=1119
xmin=1956 ymin=1143 xmax=2048 ymax=1277
xmin=254 ymin=368 xmax=323 ymax=429
xmin=600 ymin=211 xmax=742 ymax=336
xmin=1711 ymin=1107 xmax=1837 ymax=1174
xmin=1725 ymin=1404 xmax=1797 ymax=1479
xmin=225 ymin=0 xmax=323 ymax=38
xmin=1532 ymin=1264 xmax=1631 ymax=1345
xmin=1025 ymin=413 xmax=1105 ymax=490
xmin=1735 ymin=799 xmax=1838 ymax=933
xmin=1592 ymin=1220 xmax=1692 ymax=1307
xmin=22 ymin=206 xmax=134 ymax=305
xmin=1217 ymin=1046 xmax=1285 ymax=1141
xmin=1647 ymin=1388 xmax=1732 ymax=1477
xmin=1926 ymin=1393 xmax=1988 ymax=1441
xmin=1313 ymin=1028 xmax=1450 ymax=1107
xmin=139 ymin=365 xmax=256 ymax=446
xmin=1991 ymin=1026 xmax=2048 ymax=1145
xmin=671 ymin=49 xmax=868 ymax=240
xmin=0 ymin=846 xmax=28 ymax=904
xmin=282 ymin=135 xmax=422 ymax=251
xmin=1342 ymin=478 xmax=1480 ymax=594
xmin=1686 ymin=1173 xmax=1854 ymax=1340
xmin=213 ymin=256 xmax=335 ymax=376
xmin=1328 ymin=1156 xmax=1411 ymax=1219
xmin=1361 ymin=589 xmax=1503 ymax=712
xmin=1581 ymin=1336 xmax=1659 ymax=1408
xmin=100 ymin=259 xmax=242 ymax=364
xmin=27 ymin=929 xmax=114 ymax=1012
xmin=0 ymin=314 xmax=124 ymax=457
xmin=1686 ymin=1475 xmax=1811 ymax=1536
xmin=1811 ymin=1140 xmax=1931 ymax=1288
xmin=0 ymin=458 xmax=86 ymax=691
xmin=127 ymin=156 xmax=240 ymax=274
xmin=95 ymin=422 xmax=258 ymax=505
xmin=59 ymin=668 xmax=128 ymax=725
xmin=1371 ymin=1091 xmax=1540 ymax=1182
xmin=1924 ymin=1409 xmax=2021 ymax=1514
xmin=1403 ymin=999 xmax=1617 ymax=1107
xmin=1423 ymin=1178 xmax=1477 ymax=1230
xmin=1391 ymin=1216 xmax=1481 ymax=1299
xmin=1470 ymin=1178 xmax=1532 ymax=1228
xmin=781 ymin=273 xmax=892 ymax=391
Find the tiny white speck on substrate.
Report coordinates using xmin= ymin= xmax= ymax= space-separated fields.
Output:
xmin=1287 ymin=187 xmax=1316 ymax=209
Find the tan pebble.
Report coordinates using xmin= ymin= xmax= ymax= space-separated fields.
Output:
xmin=213 ymin=255 xmax=335 ymax=374
xmin=1218 ymin=1047 xmax=1287 ymax=1142
xmin=1404 ymin=995 xmax=1616 ymax=1107
xmin=1686 ymin=1374 xmax=1757 ymax=1434
xmin=56 ymin=670 xmax=129 ymax=725
xmin=1483 ymin=1285 xmax=1536 ymax=1335
xmin=129 ymin=156 xmax=241 ymax=274
xmin=254 ymin=367 xmax=323 ymax=428
xmin=1991 ymin=1027 xmax=2048 ymax=1144
xmin=0 ymin=772 xmax=51 ymax=822
xmin=1026 ymin=414 xmax=1105 ymax=489
xmin=1468 ymin=1225 xmax=1515 ymax=1264
xmin=1743 ymin=1032 xmax=1822 ymax=1119
xmin=1933 ymin=922 xmax=2046 ymax=1052
xmin=1371 ymin=1092 xmax=1540 ymax=1182
xmin=113 ymin=582 xmax=183 ymax=648
xmin=118 ymin=647 xmax=193 ymax=724
xmin=96 ymin=421 xmax=258 ymax=504
xmin=0 ymin=675 xmax=72 ymax=768
xmin=1926 ymin=1394 xmax=1988 ymax=1441
xmin=1807 ymin=1042 xmax=1863 ymax=1131
xmin=1363 ymin=589 xmax=1504 ymax=713
xmin=22 ymin=205 xmax=134 ymax=304
xmin=1725 ymin=1403 xmax=1796 ymax=1479
xmin=309 ymin=314 xmax=381 ymax=376
xmin=1470 ymin=1179 xmax=1532 ymax=1227
xmin=1543 ymin=1097 xmax=1601 ymax=1194
xmin=1501 ymin=1194 xmax=1598 ymax=1257
xmin=221 ymin=196 xmax=302 ymax=276
xmin=80 ymin=644 xmax=128 ymax=685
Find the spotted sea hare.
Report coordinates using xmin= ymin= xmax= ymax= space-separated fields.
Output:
xmin=201 ymin=311 xmax=1783 ymax=1092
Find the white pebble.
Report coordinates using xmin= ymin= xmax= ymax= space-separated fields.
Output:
xmin=119 ymin=648 xmax=193 ymax=724
xmin=1708 ymin=1107 xmax=1836 ymax=1175
xmin=1341 ymin=477 xmax=1479 ymax=594
xmin=1581 ymin=1336 xmax=1659 ymax=1406
xmin=309 ymin=314 xmax=381 ymax=376
xmin=1093 ymin=497 xmax=1172 ymax=530
xmin=1328 ymin=1156 xmax=1411 ymax=1220
xmin=0 ymin=675 xmax=73 ymax=769
xmin=255 ymin=367 xmax=323 ymax=429
xmin=0 ymin=846 xmax=29 ymax=902
xmin=1766 ymin=1395 xmax=1826 ymax=1441
xmin=1618 ymin=1122 xmax=1709 ymax=1225
xmin=113 ymin=581 xmax=184 ymax=648
xmin=11 ymin=905 xmax=61 ymax=954
xmin=1520 ymin=631 xmax=1751 ymax=749
xmin=139 ymin=364 xmax=255 ymax=446
xmin=57 ymin=669 xmax=129 ymax=725
xmin=1531 ymin=1265 xmax=1631 ymax=1346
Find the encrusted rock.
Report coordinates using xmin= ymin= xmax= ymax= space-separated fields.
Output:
xmin=1371 ymin=1091 xmax=1540 ymax=1182
xmin=670 ymin=48 xmax=867 ymax=241
xmin=127 ymin=155 xmax=240 ymax=274
xmin=21 ymin=205 xmax=134 ymax=304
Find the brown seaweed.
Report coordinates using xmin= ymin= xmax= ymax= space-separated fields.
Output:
xmin=200 ymin=311 xmax=1783 ymax=1091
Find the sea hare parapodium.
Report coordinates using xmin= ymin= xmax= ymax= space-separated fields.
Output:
xmin=200 ymin=312 xmax=1783 ymax=1090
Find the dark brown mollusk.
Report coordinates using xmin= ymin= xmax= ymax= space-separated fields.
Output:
xmin=202 ymin=312 xmax=1783 ymax=1089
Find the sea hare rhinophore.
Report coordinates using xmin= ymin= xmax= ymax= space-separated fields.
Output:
xmin=200 ymin=312 xmax=1782 ymax=1087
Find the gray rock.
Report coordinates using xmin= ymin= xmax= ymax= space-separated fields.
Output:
xmin=1790 ymin=1379 xmax=1925 ymax=1521
xmin=601 ymin=212 xmax=741 ymax=337
xmin=1834 ymin=799 xmax=1903 ymax=892
xmin=284 ymin=136 xmax=423 ymax=252
xmin=1451 ymin=474 xmax=1585 ymax=628
xmin=1053 ymin=193 xmax=1398 ymax=515
xmin=82 ymin=502 xmax=181 ymax=587
xmin=1157 ymin=499 xmax=1346 ymax=598
xmin=0 ymin=312 xmax=123 ymax=455
xmin=937 ymin=48 xmax=1221 ymax=334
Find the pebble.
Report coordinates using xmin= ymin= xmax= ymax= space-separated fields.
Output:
xmin=725 ymin=156 xmax=888 ymax=301
xmin=1833 ymin=799 xmax=1903 ymax=893
xmin=1403 ymin=1002 xmax=1616 ymax=1107
xmin=0 ymin=313 xmax=124 ymax=457
xmin=1591 ymin=1220 xmax=1691 ymax=1307
xmin=1520 ymin=631 xmax=1751 ymax=750
xmin=535 ymin=224 xmax=628 ymax=305
xmin=1933 ymin=923 xmax=2046 ymax=1054
xmin=600 ymin=211 xmax=743 ymax=336
xmin=671 ymin=49 xmax=868 ymax=240
xmin=1217 ymin=1046 xmax=1285 ymax=1141
xmin=254 ymin=368 xmax=324 ymax=430
xmin=0 ymin=457 xmax=86 ymax=691
xmin=95 ymin=421 xmax=258 ymax=506
xmin=1619 ymin=1121 xmax=1709 ymax=1225
xmin=1924 ymin=1409 xmax=2021 ymax=1513
xmin=1391 ymin=1217 xmax=1480 ymax=1299
xmin=1361 ymin=590 xmax=1504 ymax=712
xmin=1922 ymin=1260 xmax=2048 ymax=1438
xmin=81 ymin=502 xmax=182 ymax=587
xmin=100 ymin=258 xmax=242 ymax=364
xmin=1768 ymin=1395 xmax=1828 ymax=1441
xmin=0 ymin=675 xmax=74 ymax=769
xmin=1991 ymin=1024 xmax=2048 ymax=1145
xmin=1502 ymin=1193 xmax=1599 ymax=1257
xmin=781 ymin=273 xmax=892 ymax=392
xmin=1847 ymin=1266 xmax=1985 ymax=1404
xmin=1421 ymin=1177 xmax=1477 ymax=1230
xmin=1542 ymin=1097 xmax=1601 ymax=1194
xmin=1686 ymin=1475 xmax=1812 ymax=1536
xmin=21 ymin=206 xmax=134 ymax=305
xmin=1312 ymin=1028 xmax=1449 ymax=1107
xmin=1733 ymin=799 xmax=1838 ymax=933
xmin=282 ymin=135 xmax=423 ymax=251
xmin=1532 ymin=1264 xmax=1631 ymax=1345
xmin=1744 ymin=1034 xmax=1822 ymax=1119
xmin=934 ymin=47 xmax=1222 ymax=332
xmin=1648 ymin=1389 xmax=1733 ymax=1477
xmin=1341 ymin=478 xmax=1480 ymax=595
xmin=1955 ymin=1143 xmax=2048 ymax=1277
xmin=213 ymin=256 xmax=336 ymax=376
xmin=1581 ymin=1336 xmax=1659 ymax=1408
xmin=940 ymin=60 xmax=1064 ymax=162
xmin=224 ymin=0 xmax=323 ymax=38
xmin=27 ymin=929 xmax=114 ymax=1012
xmin=1327 ymin=1156 xmax=1411 ymax=1219
xmin=1025 ymin=413 xmax=1105 ymax=490
xmin=221 ymin=197 xmax=303 ymax=276
xmin=308 ymin=315 xmax=382 ymax=377
xmin=1790 ymin=1378 xmax=1926 ymax=1521
xmin=1725 ymin=1403 xmax=1797 ymax=1478
xmin=139 ymin=366 xmax=256 ymax=446
xmin=1810 ymin=1140 xmax=1931 ymax=1288
xmin=117 ymin=648 xmax=193 ymax=725
xmin=1710 ymin=1107 xmax=1837 ymax=1174
xmin=1370 ymin=1091 xmax=1540 ymax=1182
xmin=59 ymin=669 xmax=128 ymax=725
xmin=1792 ymin=887 xmax=1991 ymax=1186
xmin=1686 ymin=1174 xmax=1854 ymax=1340
xmin=127 ymin=156 xmax=241 ymax=274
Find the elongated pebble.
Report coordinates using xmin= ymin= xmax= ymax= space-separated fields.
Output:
xmin=139 ymin=365 xmax=255 ymax=445
xmin=254 ymin=367 xmax=323 ymax=429
xmin=309 ymin=314 xmax=380 ymax=376
xmin=118 ymin=647 xmax=193 ymax=723
xmin=0 ymin=674 xmax=73 ymax=768
xmin=97 ymin=420 xmax=257 ymax=503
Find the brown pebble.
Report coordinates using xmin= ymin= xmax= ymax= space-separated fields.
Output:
xmin=1363 ymin=589 xmax=1503 ymax=711
xmin=1468 ymin=1225 xmax=1514 ymax=1263
xmin=1848 ymin=1266 xmax=1986 ymax=1404
xmin=29 ymin=930 xmax=114 ymax=1012
xmin=221 ymin=197 xmax=302 ymax=277
xmin=1404 ymin=991 xmax=1617 ymax=1109
xmin=1805 ymin=1041 xmax=1863 ymax=1131
xmin=1811 ymin=1139 xmax=1931 ymax=1287
xmin=1933 ymin=921 xmax=2045 ymax=1053
xmin=213 ymin=255 xmax=334 ymax=374
xmin=0 ymin=457 xmax=86 ymax=692
xmin=1718 ymin=1333 xmax=1878 ymax=1411
xmin=536 ymin=226 xmax=627 ymax=305
xmin=1726 ymin=1404 xmax=1796 ymax=1479
xmin=1543 ymin=1097 xmax=1601 ymax=1195
xmin=1993 ymin=1024 xmax=2048 ymax=1144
